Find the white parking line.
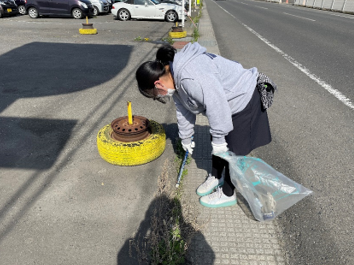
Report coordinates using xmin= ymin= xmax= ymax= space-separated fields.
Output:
xmin=214 ymin=2 xmax=354 ymax=110
xmin=283 ymin=12 xmax=316 ymax=21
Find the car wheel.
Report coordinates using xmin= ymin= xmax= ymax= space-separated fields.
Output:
xmin=96 ymin=120 xmax=166 ymax=166
xmin=18 ymin=5 xmax=26 ymax=15
xmin=72 ymin=8 xmax=83 ymax=19
xmin=165 ymin=10 xmax=177 ymax=22
xmin=28 ymin=7 xmax=38 ymax=18
xmin=118 ymin=8 xmax=130 ymax=21
xmin=93 ymin=6 xmax=99 ymax=16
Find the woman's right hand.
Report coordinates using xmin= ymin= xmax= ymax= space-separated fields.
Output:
xmin=182 ymin=141 xmax=195 ymax=155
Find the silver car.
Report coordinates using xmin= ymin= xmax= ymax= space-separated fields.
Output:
xmin=90 ymin=0 xmax=109 ymax=15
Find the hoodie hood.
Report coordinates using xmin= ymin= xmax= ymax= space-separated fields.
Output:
xmin=172 ymin=43 xmax=207 ymax=89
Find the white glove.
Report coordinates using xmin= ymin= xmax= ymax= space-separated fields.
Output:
xmin=182 ymin=141 xmax=195 ymax=155
xmin=211 ymin=142 xmax=229 ymax=155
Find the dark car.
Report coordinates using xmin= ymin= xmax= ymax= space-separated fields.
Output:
xmin=15 ymin=0 xmax=26 ymax=14
xmin=0 ymin=0 xmax=18 ymax=18
xmin=25 ymin=0 xmax=94 ymax=19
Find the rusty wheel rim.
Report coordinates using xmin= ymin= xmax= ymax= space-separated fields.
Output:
xmin=110 ymin=116 xmax=151 ymax=142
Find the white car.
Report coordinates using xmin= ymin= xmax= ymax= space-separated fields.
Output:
xmin=111 ymin=0 xmax=184 ymax=22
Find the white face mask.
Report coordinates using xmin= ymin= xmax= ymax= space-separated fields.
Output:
xmin=155 ymin=85 xmax=176 ymax=101
xmin=166 ymin=88 xmax=176 ymax=97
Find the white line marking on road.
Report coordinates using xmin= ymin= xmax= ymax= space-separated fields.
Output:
xmin=283 ymin=12 xmax=316 ymax=21
xmin=214 ymin=3 xmax=354 ymax=110
xmin=256 ymin=6 xmax=268 ymax=10
xmin=240 ymin=2 xmax=249 ymax=5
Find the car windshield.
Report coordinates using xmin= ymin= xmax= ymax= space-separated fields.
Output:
xmin=150 ymin=0 xmax=161 ymax=4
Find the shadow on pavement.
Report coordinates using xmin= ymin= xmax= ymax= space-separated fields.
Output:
xmin=117 ymin=194 xmax=215 ymax=265
xmin=0 ymin=42 xmax=132 ymax=112
xmin=0 ymin=42 xmax=132 ymax=169
xmin=0 ymin=42 xmax=133 ymax=242
xmin=0 ymin=117 xmax=76 ymax=169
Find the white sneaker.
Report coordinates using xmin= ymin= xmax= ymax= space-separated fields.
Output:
xmin=199 ymin=187 xmax=237 ymax=208
xmin=196 ymin=173 xmax=224 ymax=196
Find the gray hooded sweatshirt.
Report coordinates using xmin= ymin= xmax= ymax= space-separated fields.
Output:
xmin=171 ymin=42 xmax=258 ymax=146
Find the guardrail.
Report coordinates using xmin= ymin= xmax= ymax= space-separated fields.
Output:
xmin=294 ymin=0 xmax=354 ymax=13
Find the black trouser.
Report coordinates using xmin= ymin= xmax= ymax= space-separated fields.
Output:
xmin=212 ymin=155 xmax=234 ymax=196
xmin=211 ymin=88 xmax=272 ymax=197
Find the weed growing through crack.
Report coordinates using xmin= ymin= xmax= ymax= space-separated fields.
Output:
xmin=191 ymin=0 xmax=203 ymax=42
xmin=192 ymin=27 xmax=200 ymax=43
xmin=129 ymin=146 xmax=203 ymax=264
xmin=161 ymin=36 xmax=175 ymax=45
xmin=134 ymin=36 xmax=151 ymax=42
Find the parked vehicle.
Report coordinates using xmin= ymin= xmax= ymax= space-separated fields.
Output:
xmin=106 ymin=0 xmax=112 ymax=11
xmin=0 ymin=0 xmax=18 ymax=18
xmin=90 ymin=0 xmax=109 ymax=16
xmin=111 ymin=0 xmax=183 ymax=22
xmin=15 ymin=0 xmax=26 ymax=14
xmin=25 ymin=0 xmax=94 ymax=19
xmin=162 ymin=0 xmax=188 ymax=11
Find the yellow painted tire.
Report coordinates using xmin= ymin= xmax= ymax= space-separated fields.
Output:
xmin=79 ymin=28 xmax=98 ymax=35
xmin=97 ymin=120 xmax=166 ymax=166
xmin=168 ymin=31 xmax=187 ymax=39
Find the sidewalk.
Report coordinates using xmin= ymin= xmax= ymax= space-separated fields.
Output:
xmin=174 ymin=3 xmax=288 ymax=264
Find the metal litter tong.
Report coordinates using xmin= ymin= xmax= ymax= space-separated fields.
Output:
xmin=176 ymin=137 xmax=193 ymax=188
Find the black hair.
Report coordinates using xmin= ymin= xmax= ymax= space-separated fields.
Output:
xmin=156 ymin=44 xmax=176 ymax=66
xmin=135 ymin=44 xmax=176 ymax=103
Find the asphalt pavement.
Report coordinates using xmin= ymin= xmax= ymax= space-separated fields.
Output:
xmin=0 ymin=13 xmax=179 ymax=265
xmin=204 ymin=0 xmax=354 ymax=264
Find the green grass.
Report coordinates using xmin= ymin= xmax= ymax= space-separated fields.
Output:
xmin=191 ymin=0 xmax=203 ymax=43
xmin=129 ymin=139 xmax=202 ymax=265
xmin=161 ymin=36 xmax=175 ymax=45
xmin=134 ymin=36 xmax=151 ymax=42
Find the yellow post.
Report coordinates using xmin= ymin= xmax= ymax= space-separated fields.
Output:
xmin=127 ymin=101 xmax=133 ymax=125
xmin=86 ymin=16 xmax=88 ymax=24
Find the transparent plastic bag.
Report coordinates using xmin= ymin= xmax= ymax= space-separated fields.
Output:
xmin=217 ymin=151 xmax=313 ymax=222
